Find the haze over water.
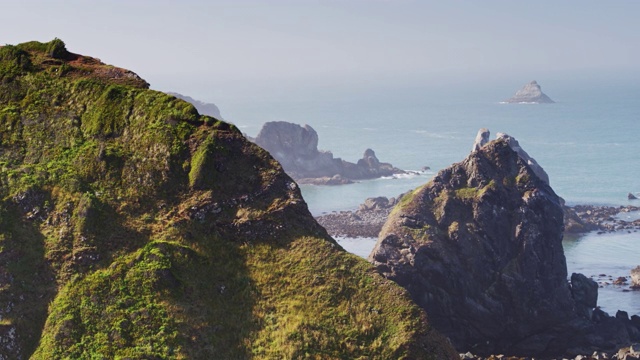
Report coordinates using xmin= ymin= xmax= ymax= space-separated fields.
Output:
xmin=224 ymin=76 xmax=640 ymax=316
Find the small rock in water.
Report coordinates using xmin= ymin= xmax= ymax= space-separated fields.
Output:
xmin=628 ymin=193 xmax=638 ymax=200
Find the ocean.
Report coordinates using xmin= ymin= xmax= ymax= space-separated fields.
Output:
xmin=212 ymin=75 xmax=640 ymax=316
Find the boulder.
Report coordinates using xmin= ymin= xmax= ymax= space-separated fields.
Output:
xmin=504 ymin=80 xmax=555 ymax=104
xmin=629 ymin=193 xmax=638 ymax=200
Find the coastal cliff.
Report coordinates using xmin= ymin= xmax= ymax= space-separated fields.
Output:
xmin=0 ymin=39 xmax=455 ymax=359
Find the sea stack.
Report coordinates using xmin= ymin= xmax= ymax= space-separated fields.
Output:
xmin=504 ymin=80 xmax=555 ymax=104
xmin=369 ymin=136 xmax=638 ymax=356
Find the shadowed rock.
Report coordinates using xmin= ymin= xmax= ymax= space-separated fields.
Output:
xmin=369 ymin=139 xmax=637 ymax=357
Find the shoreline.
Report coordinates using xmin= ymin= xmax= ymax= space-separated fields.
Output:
xmin=316 ymin=196 xmax=640 ymax=239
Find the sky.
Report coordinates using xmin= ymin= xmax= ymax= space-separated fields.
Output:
xmin=2 ymin=0 xmax=639 ymax=105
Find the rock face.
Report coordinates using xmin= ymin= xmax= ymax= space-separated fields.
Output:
xmin=0 ymin=39 xmax=456 ymax=359
xmin=496 ymin=132 xmax=551 ymax=185
xmin=254 ymin=121 xmax=403 ymax=184
xmin=370 ymin=139 xmax=638 ymax=356
xmin=167 ymin=92 xmax=223 ymax=119
xmin=571 ymin=273 xmax=598 ymax=319
xmin=370 ymin=139 xmax=574 ymax=354
xmin=504 ymin=80 xmax=555 ymax=104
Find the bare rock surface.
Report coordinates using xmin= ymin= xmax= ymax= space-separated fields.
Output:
xmin=369 ymin=139 xmax=638 ymax=357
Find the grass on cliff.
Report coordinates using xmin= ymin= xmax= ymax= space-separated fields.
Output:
xmin=0 ymin=39 xmax=454 ymax=359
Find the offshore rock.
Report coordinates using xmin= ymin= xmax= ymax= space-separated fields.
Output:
xmin=370 ymin=139 xmax=636 ymax=357
xmin=254 ymin=121 xmax=403 ymax=183
xmin=504 ymin=80 xmax=555 ymax=104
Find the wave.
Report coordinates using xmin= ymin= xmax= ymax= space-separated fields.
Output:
xmin=410 ymin=130 xmax=459 ymax=139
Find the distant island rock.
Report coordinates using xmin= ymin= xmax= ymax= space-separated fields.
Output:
xmin=254 ymin=121 xmax=404 ymax=184
xmin=167 ymin=92 xmax=223 ymax=119
xmin=504 ymin=80 xmax=555 ymax=104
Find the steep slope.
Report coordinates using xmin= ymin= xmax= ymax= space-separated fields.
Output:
xmin=0 ymin=40 xmax=455 ymax=359
xmin=369 ymin=139 xmax=636 ymax=356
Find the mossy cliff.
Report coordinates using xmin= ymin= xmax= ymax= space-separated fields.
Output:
xmin=0 ymin=40 xmax=456 ymax=359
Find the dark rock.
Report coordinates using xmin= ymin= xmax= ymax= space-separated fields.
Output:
xmin=629 ymin=193 xmax=638 ymax=200
xmin=254 ymin=121 xmax=403 ymax=183
xmin=504 ymin=80 xmax=555 ymax=104
xmin=496 ymin=132 xmax=550 ymax=185
xmin=370 ymin=139 xmax=574 ymax=355
xmin=572 ymin=273 xmax=598 ymax=319
xmin=369 ymin=137 xmax=635 ymax=357
xmin=614 ymin=277 xmax=629 ymax=285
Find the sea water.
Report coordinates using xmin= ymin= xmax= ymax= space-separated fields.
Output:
xmin=216 ymin=76 xmax=640 ymax=315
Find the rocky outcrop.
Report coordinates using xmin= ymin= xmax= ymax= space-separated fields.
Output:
xmin=254 ymin=121 xmax=404 ymax=184
xmin=504 ymin=80 xmax=555 ymax=104
xmin=472 ymin=129 xmax=550 ymax=185
xmin=571 ymin=273 xmax=599 ymax=319
xmin=629 ymin=193 xmax=638 ymax=200
xmin=472 ymin=128 xmax=490 ymax=151
xmin=167 ymin=92 xmax=223 ymax=119
xmin=369 ymin=139 xmax=637 ymax=357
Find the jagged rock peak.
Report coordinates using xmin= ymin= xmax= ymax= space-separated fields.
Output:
xmin=504 ymin=80 xmax=555 ymax=104
xmin=472 ymin=128 xmax=490 ymax=151
xmin=472 ymin=129 xmax=550 ymax=185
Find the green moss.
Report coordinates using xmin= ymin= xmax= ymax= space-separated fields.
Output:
xmin=82 ymin=85 xmax=133 ymax=137
xmin=188 ymin=134 xmax=216 ymax=189
xmin=454 ymin=187 xmax=479 ymax=200
xmin=0 ymin=39 xmax=454 ymax=359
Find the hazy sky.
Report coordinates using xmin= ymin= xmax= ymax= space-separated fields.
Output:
xmin=2 ymin=0 xmax=639 ymax=102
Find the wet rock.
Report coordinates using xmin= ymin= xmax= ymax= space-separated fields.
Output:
xmin=629 ymin=193 xmax=638 ymax=200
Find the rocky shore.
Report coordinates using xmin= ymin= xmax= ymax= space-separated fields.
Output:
xmin=316 ymin=199 xmax=640 ymax=239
